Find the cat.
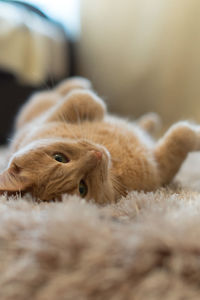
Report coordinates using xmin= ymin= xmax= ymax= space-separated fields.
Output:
xmin=0 ymin=77 xmax=200 ymax=204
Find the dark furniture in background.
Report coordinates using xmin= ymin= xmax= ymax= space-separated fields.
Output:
xmin=0 ymin=1 xmax=72 ymax=144
xmin=0 ymin=72 xmax=36 ymax=143
xmin=0 ymin=72 xmax=63 ymax=144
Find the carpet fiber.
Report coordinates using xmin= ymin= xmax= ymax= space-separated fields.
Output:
xmin=0 ymin=148 xmax=200 ymax=300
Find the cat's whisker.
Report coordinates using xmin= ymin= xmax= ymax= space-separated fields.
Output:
xmin=83 ymin=118 xmax=97 ymax=142
xmin=75 ymin=105 xmax=86 ymax=140
xmin=58 ymin=112 xmax=79 ymax=140
xmin=111 ymin=174 xmax=128 ymax=198
xmin=82 ymin=124 xmax=92 ymax=142
xmin=39 ymin=77 xmax=52 ymax=91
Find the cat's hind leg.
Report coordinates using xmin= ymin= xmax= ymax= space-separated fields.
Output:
xmin=44 ymin=90 xmax=106 ymax=124
xmin=154 ymin=121 xmax=200 ymax=185
xmin=137 ymin=112 xmax=161 ymax=135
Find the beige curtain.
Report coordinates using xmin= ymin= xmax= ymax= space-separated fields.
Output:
xmin=78 ymin=0 xmax=200 ymax=125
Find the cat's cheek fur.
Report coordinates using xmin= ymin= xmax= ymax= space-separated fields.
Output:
xmin=0 ymin=165 xmax=32 ymax=195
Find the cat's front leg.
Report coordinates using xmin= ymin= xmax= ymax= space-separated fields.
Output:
xmin=15 ymin=77 xmax=92 ymax=130
xmin=15 ymin=91 xmax=59 ymax=130
xmin=154 ymin=121 xmax=200 ymax=185
xmin=45 ymin=90 xmax=106 ymax=123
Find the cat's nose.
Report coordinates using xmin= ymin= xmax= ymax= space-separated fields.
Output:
xmin=91 ymin=150 xmax=102 ymax=161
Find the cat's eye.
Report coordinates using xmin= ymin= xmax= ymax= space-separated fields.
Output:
xmin=53 ymin=153 xmax=69 ymax=163
xmin=79 ymin=180 xmax=88 ymax=197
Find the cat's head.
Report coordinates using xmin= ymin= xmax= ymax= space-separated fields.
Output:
xmin=0 ymin=139 xmax=117 ymax=204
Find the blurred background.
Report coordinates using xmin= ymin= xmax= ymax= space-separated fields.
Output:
xmin=1 ymin=0 xmax=200 ymax=143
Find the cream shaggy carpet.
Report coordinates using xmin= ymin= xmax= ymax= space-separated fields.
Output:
xmin=0 ymin=148 xmax=200 ymax=300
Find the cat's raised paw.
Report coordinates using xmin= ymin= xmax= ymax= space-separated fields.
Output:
xmin=55 ymin=77 xmax=92 ymax=96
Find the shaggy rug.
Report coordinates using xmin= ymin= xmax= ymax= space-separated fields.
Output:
xmin=0 ymin=147 xmax=200 ymax=300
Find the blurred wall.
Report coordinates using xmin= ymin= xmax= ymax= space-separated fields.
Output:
xmin=77 ymin=0 xmax=200 ymax=125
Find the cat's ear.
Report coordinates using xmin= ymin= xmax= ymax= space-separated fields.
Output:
xmin=45 ymin=90 xmax=106 ymax=124
xmin=0 ymin=162 xmax=32 ymax=194
xmin=55 ymin=77 xmax=92 ymax=96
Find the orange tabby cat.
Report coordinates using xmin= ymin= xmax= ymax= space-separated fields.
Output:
xmin=0 ymin=77 xmax=199 ymax=204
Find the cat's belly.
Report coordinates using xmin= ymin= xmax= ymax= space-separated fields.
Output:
xmin=85 ymin=121 xmax=160 ymax=191
xmin=109 ymin=149 xmax=160 ymax=192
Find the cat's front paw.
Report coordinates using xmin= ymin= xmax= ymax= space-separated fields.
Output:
xmin=45 ymin=89 xmax=106 ymax=124
xmin=61 ymin=89 xmax=106 ymax=123
xmin=55 ymin=77 xmax=92 ymax=96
